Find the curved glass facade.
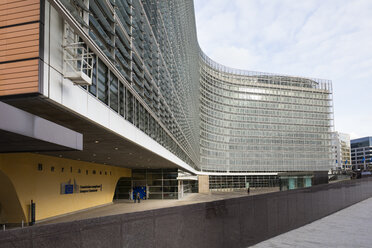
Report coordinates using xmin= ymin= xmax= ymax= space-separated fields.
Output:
xmin=58 ymin=0 xmax=334 ymax=173
xmin=200 ymin=53 xmax=334 ymax=172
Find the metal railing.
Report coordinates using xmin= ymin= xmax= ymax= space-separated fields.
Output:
xmin=63 ymin=41 xmax=93 ymax=85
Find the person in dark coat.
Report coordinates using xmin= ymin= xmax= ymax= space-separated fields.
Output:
xmin=136 ymin=192 xmax=141 ymax=203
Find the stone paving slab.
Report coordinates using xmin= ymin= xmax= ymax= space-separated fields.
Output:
xmin=38 ymin=188 xmax=279 ymax=225
xmin=252 ymin=197 xmax=372 ymax=248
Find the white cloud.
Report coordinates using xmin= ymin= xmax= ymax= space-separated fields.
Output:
xmin=194 ymin=0 xmax=372 ymax=139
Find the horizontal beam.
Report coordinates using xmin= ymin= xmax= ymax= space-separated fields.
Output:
xmin=0 ymin=101 xmax=82 ymax=152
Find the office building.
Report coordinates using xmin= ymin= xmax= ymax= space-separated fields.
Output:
xmin=0 ymin=0 xmax=333 ymax=224
xmin=351 ymin=137 xmax=372 ymax=170
xmin=332 ymin=132 xmax=351 ymax=170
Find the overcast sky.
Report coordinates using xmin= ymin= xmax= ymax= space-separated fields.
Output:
xmin=194 ymin=0 xmax=372 ymax=139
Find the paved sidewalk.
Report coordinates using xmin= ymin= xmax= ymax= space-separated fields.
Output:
xmin=253 ymin=197 xmax=372 ymax=248
xmin=39 ymin=187 xmax=278 ymax=225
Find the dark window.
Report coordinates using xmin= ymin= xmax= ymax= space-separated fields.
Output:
xmin=134 ymin=100 xmax=140 ymax=128
xmin=119 ymin=83 xmax=125 ymax=117
xmin=70 ymin=167 xmax=73 ymax=173
xmin=78 ymin=169 xmax=81 ymax=174
xmin=38 ymin=163 xmax=43 ymax=171
xmin=89 ymin=54 xmax=97 ymax=96
xmin=61 ymin=167 xmax=64 ymax=172
xmin=105 ymin=171 xmax=107 ymax=175
xmin=51 ymin=166 xmax=55 ymax=172
xmin=126 ymin=88 xmax=133 ymax=123
xmin=86 ymin=170 xmax=88 ymax=175
xmin=93 ymin=170 xmax=96 ymax=175
xmin=97 ymin=59 xmax=108 ymax=104
xmin=110 ymin=74 xmax=119 ymax=112
xmin=139 ymin=104 xmax=144 ymax=131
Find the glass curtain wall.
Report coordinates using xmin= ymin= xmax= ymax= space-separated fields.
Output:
xmin=64 ymin=0 xmax=200 ymax=170
xmin=209 ymin=175 xmax=279 ymax=190
xmin=132 ymin=169 xmax=178 ymax=199
xmin=62 ymin=0 xmax=334 ymax=176
xmin=200 ymin=52 xmax=334 ymax=173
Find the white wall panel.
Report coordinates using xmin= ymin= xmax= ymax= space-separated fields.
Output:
xmin=61 ymin=78 xmax=88 ymax=116
xmin=48 ymin=67 xmax=63 ymax=103
xmin=49 ymin=7 xmax=63 ymax=74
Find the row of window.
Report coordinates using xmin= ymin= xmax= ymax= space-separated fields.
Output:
xmin=209 ymin=175 xmax=279 ymax=188
xmin=200 ymin=99 xmax=332 ymax=120
xmin=202 ymin=160 xmax=332 ymax=171
xmin=201 ymin=89 xmax=332 ymax=113
xmin=201 ymin=107 xmax=331 ymax=127
xmin=200 ymin=150 xmax=333 ymax=160
xmin=200 ymin=125 xmax=329 ymax=139
xmin=201 ymin=76 xmax=332 ymax=104
xmin=200 ymin=115 xmax=332 ymax=133
xmin=200 ymin=140 xmax=332 ymax=152
xmin=202 ymin=61 xmax=331 ymax=91
xmin=201 ymin=149 xmax=333 ymax=160
xmin=201 ymin=71 xmax=331 ymax=100
xmin=200 ymin=134 xmax=331 ymax=146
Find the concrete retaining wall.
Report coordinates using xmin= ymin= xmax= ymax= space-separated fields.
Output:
xmin=1 ymin=178 xmax=372 ymax=248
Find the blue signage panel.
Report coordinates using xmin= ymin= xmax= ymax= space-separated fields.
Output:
xmin=65 ymin=184 xmax=74 ymax=194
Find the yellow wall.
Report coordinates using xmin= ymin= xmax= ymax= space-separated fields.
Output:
xmin=0 ymin=170 xmax=25 ymax=224
xmin=0 ymin=153 xmax=131 ymax=223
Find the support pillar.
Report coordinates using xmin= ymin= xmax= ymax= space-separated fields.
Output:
xmin=198 ymin=175 xmax=209 ymax=193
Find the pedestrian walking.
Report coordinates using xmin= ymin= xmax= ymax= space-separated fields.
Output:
xmin=137 ymin=192 xmax=141 ymax=203
xmin=246 ymin=182 xmax=250 ymax=195
xmin=129 ymin=189 xmax=133 ymax=201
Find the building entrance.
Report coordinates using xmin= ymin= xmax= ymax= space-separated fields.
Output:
xmin=114 ymin=169 xmax=179 ymax=200
xmin=113 ymin=178 xmax=148 ymax=200
xmin=113 ymin=177 xmax=131 ymax=200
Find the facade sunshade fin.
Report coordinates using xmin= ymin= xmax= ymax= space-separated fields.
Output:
xmin=89 ymin=0 xmax=114 ymax=35
xmin=88 ymin=30 xmax=114 ymax=60
xmin=89 ymin=15 xmax=114 ymax=47
xmin=94 ymin=0 xmax=115 ymax=23
xmin=73 ymin=0 xmax=89 ymax=12
xmin=60 ymin=0 xmax=88 ymax=28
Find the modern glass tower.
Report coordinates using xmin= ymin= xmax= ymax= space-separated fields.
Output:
xmin=0 ymin=0 xmax=334 ymax=223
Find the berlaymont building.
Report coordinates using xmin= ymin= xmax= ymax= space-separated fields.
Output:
xmin=0 ymin=0 xmax=334 ymax=225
